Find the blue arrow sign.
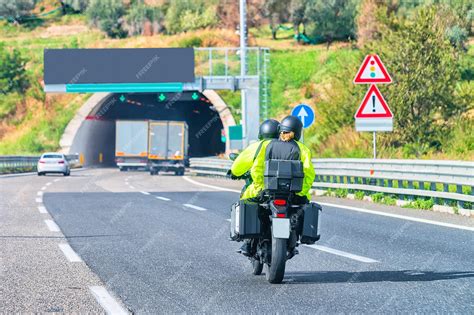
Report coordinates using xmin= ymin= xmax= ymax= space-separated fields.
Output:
xmin=291 ymin=104 xmax=315 ymax=129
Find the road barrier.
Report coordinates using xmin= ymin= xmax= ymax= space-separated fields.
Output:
xmin=0 ymin=154 xmax=80 ymax=174
xmin=189 ymin=157 xmax=473 ymax=212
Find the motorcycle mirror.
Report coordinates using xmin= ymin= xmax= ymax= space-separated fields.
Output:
xmin=229 ymin=153 xmax=239 ymax=161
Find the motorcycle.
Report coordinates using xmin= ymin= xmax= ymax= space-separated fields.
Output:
xmin=229 ymin=154 xmax=321 ymax=284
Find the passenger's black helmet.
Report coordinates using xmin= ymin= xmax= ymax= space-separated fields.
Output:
xmin=258 ymin=119 xmax=280 ymax=140
xmin=279 ymin=116 xmax=303 ymax=140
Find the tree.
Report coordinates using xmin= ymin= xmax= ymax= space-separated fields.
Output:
xmin=0 ymin=43 xmax=29 ymax=95
xmin=305 ymin=0 xmax=358 ymax=47
xmin=60 ymin=0 xmax=89 ymax=13
xmin=374 ymin=6 xmax=461 ymax=154
xmin=0 ymin=0 xmax=35 ymax=23
xmin=356 ymin=0 xmax=386 ymax=47
xmin=86 ymin=0 xmax=126 ymax=38
xmin=290 ymin=0 xmax=307 ymax=39
xmin=125 ymin=1 xmax=163 ymax=36
xmin=165 ymin=0 xmax=218 ymax=34
xmin=263 ymin=0 xmax=289 ymax=39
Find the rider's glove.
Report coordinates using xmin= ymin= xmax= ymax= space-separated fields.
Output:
xmin=227 ymin=169 xmax=240 ymax=180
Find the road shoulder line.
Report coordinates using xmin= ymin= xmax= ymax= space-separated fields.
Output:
xmin=305 ymin=244 xmax=379 ymax=263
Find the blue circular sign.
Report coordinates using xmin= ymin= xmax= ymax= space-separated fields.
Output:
xmin=291 ymin=104 xmax=315 ymax=129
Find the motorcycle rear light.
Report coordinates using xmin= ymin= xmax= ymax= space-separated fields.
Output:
xmin=274 ymin=199 xmax=287 ymax=206
xmin=58 ymin=160 xmax=65 ymax=164
xmin=276 ymin=213 xmax=286 ymax=218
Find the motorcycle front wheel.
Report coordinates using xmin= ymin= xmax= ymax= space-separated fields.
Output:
xmin=265 ymin=236 xmax=287 ymax=284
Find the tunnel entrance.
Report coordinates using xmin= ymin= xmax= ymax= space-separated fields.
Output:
xmin=69 ymin=92 xmax=226 ymax=166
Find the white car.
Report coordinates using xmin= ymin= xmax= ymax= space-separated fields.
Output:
xmin=37 ymin=153 xmax=70 ymax=176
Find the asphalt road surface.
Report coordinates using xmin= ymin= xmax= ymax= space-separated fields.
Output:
xmin=1 ymin=168 xmax=473 ymax=313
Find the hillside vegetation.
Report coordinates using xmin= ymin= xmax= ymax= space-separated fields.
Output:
xmin=0 ymin=0 xmax=472 ymax=160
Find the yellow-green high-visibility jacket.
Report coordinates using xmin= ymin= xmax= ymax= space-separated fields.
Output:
xmin=230 ymin=140 xmax=269 ymax=177
xmin=241 ymin=140 xmax=315 ymax=200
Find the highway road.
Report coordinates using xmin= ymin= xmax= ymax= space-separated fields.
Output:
xmin=1 ymin=168 xmax=473 ymax=313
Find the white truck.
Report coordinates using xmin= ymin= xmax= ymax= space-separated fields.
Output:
xmin=115 ymin=120 xmax=149 ymax=171
xmin=148 ymin=121 xmax=189 ymax=176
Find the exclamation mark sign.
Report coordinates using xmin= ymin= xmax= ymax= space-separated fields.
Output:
xmin=372 ymin=95 xmax=376 ymax=112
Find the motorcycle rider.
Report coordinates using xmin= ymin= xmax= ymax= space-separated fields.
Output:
xmin=228 ymin=119 xmax=280 ymax=195
xmin=237 ymin=115 xmax=315 ymax=256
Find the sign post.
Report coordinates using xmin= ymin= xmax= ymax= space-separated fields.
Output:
xmin=291 ymin=104 xmax=315 ymax=143
xmin=353 ymin=54 xmax=393 ymax=159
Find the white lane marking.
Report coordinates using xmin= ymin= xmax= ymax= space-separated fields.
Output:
xmin=37 ymin=191 xmax=43 ymax=196
xmin=89 ymin=286 xmax=128 ymax=315
xmin=44 ymin=219 xmax=60 ymax=232
xmin=305 ymin=244 xmax=379 ymax=263
xmin=129 ymin=186 xmax=135 ymax=189
xmin=226 ymin=219 xmax=232 ymax=222
xmin=156 ymin=196 xmax=170 ymax=201
xmin=182 ymin=178 xmax=474 ymax=232
xmin=46 ymin=182 xmax=52 ymax=186
xmin=58 ymin=244 xmax=82 ymax=262
xmin=183 ymin=176 xmax=240 ymax=193
xmin=41 ymin=186 xmax=46 ymax=191
xmin=318 ymin=202 xmax=474 ymax=232
xmin=183 ymin=204 xmax=207 ymax=211
xmin=140 ymin=191 xmax=150 ymax=195
xmin=54 ymin=179 xmax=60 ymax=182
xmin=38 ymin=206 xmax=48 ymax=214
xmin=35 ymin=197 xmax=42 ymax=203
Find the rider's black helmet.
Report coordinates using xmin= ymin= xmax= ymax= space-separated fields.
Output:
xmin=258 ymin=119 xmax=280 ymax=140
xmin=279 ymin=116 xmax=303 ymax=140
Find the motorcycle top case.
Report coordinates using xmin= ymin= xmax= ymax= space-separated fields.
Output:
xmin=300 ymin=202 xmax=322 ymax=244
xmin=264 ymin=160 xmax=304 ymax=192
xmin=230 ymin=200 xmax=261 ymax=240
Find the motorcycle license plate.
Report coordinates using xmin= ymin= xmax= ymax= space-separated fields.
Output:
xmin=272 ymin=218 xmax=290 ymax=239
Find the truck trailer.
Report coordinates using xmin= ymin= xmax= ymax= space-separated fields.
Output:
xmin=148 ymin=121 xmax=189 ymax=176
xmin=115 ymin=120 xmax=149 ymax=171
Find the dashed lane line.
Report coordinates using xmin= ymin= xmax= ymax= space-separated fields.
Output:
xmin=37 ymin=206 xmax=48 ymax=214
xmin=41 ymin=186 xmax=46 ymax=190
xmin=156 ymin=196 xmax=171 ymax=201
xmin=89 ymin=286 xmax=129 ymax=315
xmin=54 ymin=179 xmax=60 ymax=182
xmin=182 ymin=176 xmax=240 ymax=193
xmin=129 ymin=186 xmax=135 ymax=189
xmin=140 ymin=191 xmax=150 ymax=195
xmin=37 ymin=191 xmax=43 ymax=196
xmin=44 ymin=219 xmax=60 ymax=232
xmin=46 ymin=182 xmax=52 ymax=186
xmin=305 ymin=244 xmax=379 ymax=263
xmin=58 ymin=244 xmax=83 ymax=262
xmin=226 ymin=219 xmax=231 ymax=222
xmin=183 ymin=204 xmax=207 ymax=211
xmin=35 ymin=197 xmax=42 ymax=203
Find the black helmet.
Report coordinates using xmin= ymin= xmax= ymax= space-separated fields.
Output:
xmin=279 ymin=116 xmax=303 ymax=140
xmin=258 ymin=119 xmax=279 ymax=140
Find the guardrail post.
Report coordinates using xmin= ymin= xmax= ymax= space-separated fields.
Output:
xmin=407 ymin=181 xmax=414 ymax=201
xmin=443 ymin=183 xmax=449 ymax=205
xmin=430 ymin=182 xmax=438 ymax=204
xmin=456 ymin=185 xmax=464 ymax=209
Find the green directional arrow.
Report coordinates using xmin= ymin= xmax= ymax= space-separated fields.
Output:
xmin=191 ymin=92 xmax=199 ymax=100
xmin=119 ymin=94 xmax=126 ymax=102
xmin=158 ymin=93 xmax=166 ymax=102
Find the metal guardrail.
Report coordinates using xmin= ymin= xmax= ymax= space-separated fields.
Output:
xmin=189 ymin=157 xmax=474 ymax=209
xmin=0 ymin=154 xmax=80 ymax=174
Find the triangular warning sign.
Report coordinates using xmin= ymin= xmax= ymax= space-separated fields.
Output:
xmin=355 ymin=85 xmax=393 ymax=118
xmin=354 ymin=54 xmax=392 ymax=84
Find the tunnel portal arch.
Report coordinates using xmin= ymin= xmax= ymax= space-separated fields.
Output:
xmin=60 ymin=91 xmax=236 ymax=166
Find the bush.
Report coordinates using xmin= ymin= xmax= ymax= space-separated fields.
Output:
xmin=62 ymin=0 xmax=89 ymax=13
xmin=0 ymin=93 xmax=20 ymax=119
xmin=165 ymin=0 xmax=218 ymax=34
xmin=404 ymin=198 xmax=435 ymax=210
xmin=0 ymin=43 xmax=29 ymax=94
xmin=335 ymin=188 xmax=348 ymax=198
xmin=0 ymin=0 xmax=35 ymax=23
xmin=355 ymin=191 xmax=365 ymax=200
xmin=86 ymin=0 xmax=126 ymax=38
xmin=371 ymin=192 xmax=384 ymax=203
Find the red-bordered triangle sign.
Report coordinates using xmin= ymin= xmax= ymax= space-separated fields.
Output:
xmin=355 ymin=85 xmax=393 ymax=118
xmin=354 ymin=54 xmax=392 ymax=84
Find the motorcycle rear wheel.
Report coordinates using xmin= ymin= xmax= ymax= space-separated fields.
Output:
xmin=252 ymin=258 xmax=263 ymax=275
xmin=265 ymin=236 xmax=287 ymax=284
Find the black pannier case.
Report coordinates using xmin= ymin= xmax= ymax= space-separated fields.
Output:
xmin=264 ymin=160 xmax=304 ymax=192
xmin=300 ymin=202 xmax=322 ymax=244
xmin=230 ymin=200 xmax=261 ymax=240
